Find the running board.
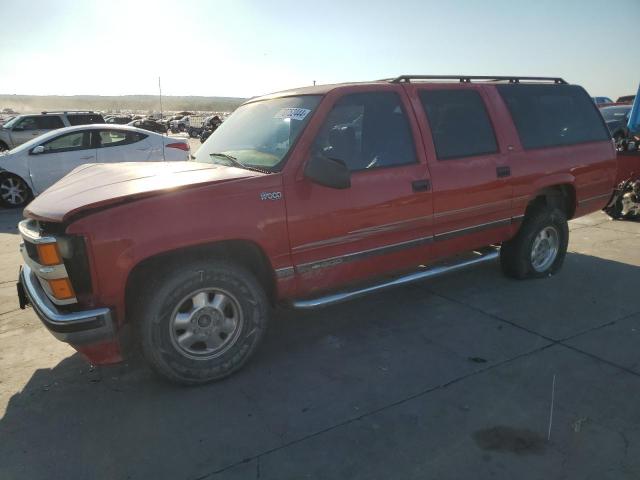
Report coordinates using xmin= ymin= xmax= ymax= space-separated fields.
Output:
xmin=291 ymin=248 xmax=500 ymax=309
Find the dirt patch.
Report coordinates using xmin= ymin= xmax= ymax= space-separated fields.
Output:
xmin=473 ymin=426 xmax=546 ymax=455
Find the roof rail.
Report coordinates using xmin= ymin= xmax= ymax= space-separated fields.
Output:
xmin=41 ymin=110 xmax=97 ymax=115
xmin=387 ymin=75 xmax=567 ymax=85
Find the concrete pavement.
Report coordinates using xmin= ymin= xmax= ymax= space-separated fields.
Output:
xmin=0 ymin=209 xmax=638 ymax=479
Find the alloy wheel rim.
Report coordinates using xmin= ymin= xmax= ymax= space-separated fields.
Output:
xmin=0 ymin=177 xmax=27 ymax=205
xmin=169 ymin=288 xmax=243 ymax=360
xmin=530 ymin=226 xmax=560 ymax=272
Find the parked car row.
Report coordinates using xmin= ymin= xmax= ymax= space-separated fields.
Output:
xmin=592 ymin=95 xmax=636 ymax=107
xmin=0 ymin=125 xmax=189 ymax=207
xmin=0 ymin=111 xmax=105 ymax=151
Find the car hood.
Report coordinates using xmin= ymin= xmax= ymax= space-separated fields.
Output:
xmin=25 ymin=161 xmax=264 ymax=223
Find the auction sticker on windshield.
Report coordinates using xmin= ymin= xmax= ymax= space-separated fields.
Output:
xmin=274 ymin=108 xmax=311 ymax=121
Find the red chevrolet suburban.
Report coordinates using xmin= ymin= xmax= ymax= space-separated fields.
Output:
xmin=17 ymin=75 xmax=617 ymax=384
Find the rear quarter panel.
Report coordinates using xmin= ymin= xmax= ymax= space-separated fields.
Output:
xmin=487 ymin=86 xmax=618 ymax=219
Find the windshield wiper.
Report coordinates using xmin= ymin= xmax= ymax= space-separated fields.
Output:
xmin=209 ymin=152 xmax=246 ymax=169
xmin=208 ymin=152 xmax=272 ymax=174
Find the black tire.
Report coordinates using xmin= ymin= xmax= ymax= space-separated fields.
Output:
xmin=604 ymin=196 xmax=624 ymax=219
xmin=0 ymin=141 xmax=8 ymax=152
xmin=135 ymin=260 xmax=269 ymax=385
xmin=500 ymin=207 xmax=568 ymax=279
xmin=0 ymin=173 xmax=32 ymax=208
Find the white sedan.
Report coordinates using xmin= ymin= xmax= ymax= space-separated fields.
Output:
xmin=0 ymin=124 xmax=190 ymax=207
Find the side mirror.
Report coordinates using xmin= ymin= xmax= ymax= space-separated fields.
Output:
xmin=31 ymin=145 xmax=45 ymax=155
xmin=304 ymin=152 xmax=351 ymax=189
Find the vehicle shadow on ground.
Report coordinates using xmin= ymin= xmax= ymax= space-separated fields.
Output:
xmin=1 ymin=251 xmax=638 ymax=479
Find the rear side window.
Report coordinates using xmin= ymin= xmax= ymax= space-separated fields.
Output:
xmin=67 ymin=114 xmax=105 ymax=126
xmin=36 ymin=116 xmax=65 ymax=129
xmin=313 ymin=92 xmax=417 ymax=171
xmin=98 ymin=130 xmax=147 ymax=147
xmin=419 ymin=89 xmax=498 ymax=160
xmin=497 ymin=85 xmax=610 ymax=149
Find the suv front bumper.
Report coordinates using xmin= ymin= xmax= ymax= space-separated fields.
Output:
xmin=18 ymin=264 xmax=115 ymax=345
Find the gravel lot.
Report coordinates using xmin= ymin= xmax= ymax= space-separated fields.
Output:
xmin=0 ymin=193 xmax=639 ymax=478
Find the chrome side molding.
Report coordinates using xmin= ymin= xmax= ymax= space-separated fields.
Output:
xmin=291 ymin=248 xmax=500 ymax=309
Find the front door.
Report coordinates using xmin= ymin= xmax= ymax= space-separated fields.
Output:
xmin=284 ymin=87 xmax=434 ymax=296
xmin=28 ymin=129 xmax=96 ymax=193
xmin=10 ymin=115 xmax=65 ymax=147
xmin=408 ymin=85 xmax=514 ymax=259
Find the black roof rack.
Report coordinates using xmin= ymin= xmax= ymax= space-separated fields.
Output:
xmin=41 ymin=110 xmax=97 ymax=115
xmin=386 ymin=75 xmax=567 ymax=85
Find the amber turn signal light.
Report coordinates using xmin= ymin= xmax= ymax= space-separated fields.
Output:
xmin=48 ymin=278 xmax=75 ymax=300
xmin=37 ymin=243 xmax=62 ymax=266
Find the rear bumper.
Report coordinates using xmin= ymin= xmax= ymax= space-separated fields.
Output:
xmin=18 ymin=264 xmax=115 ymax=345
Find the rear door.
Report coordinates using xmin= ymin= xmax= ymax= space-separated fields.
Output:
xmin=95 ymin=129 xmax=153 ymax=162
xmin=28 ymin=129 xmax=95 ymax=193
xmin=406 ymin=84 xmax=515 ymax=260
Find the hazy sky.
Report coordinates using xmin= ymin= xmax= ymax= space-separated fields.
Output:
xmin=0 ymin=0 xmax=638 ymax=99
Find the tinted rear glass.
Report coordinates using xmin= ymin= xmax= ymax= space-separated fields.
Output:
xmin=36 ymin=116 xmax=65 ymax=129
xmin=419 ymin=89 xmax=498 ymax=160
xmin=497 ymin=84 xmax=610 ymax=149
xmin=67 ymin=114 xmax=105 ymax=126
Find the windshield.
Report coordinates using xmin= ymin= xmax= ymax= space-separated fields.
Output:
xmin=601 ymin=106 xmax=631 ymax=121
xmin=2 ymin=116 xmax=22 ymax=129
xmin=194 ymin=95 xmax=321 ymax=170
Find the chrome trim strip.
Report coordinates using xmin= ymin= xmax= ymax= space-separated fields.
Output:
xmin=434 ymin=198 xmax=512 ymax=219
xmin=578 ymin=193 xmax=611 ymax=206
xmin=275 ymin=266 xmax=294 ymax=279
xmin=433 ymin=218 xmax=511 ymax=242
xmin=296 ymin=235 xmax=434 ymax=274
xmin=295 ymin=217 xmax=515 ymax=274
xmin=292 ymin=249 xmax=500 ymax=309
xmin=292 ymin=215 xmax=433 ymax=253
xmin=18 ymin=220 xmax=56 ymax=245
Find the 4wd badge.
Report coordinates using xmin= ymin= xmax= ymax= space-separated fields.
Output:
xmin=260 ymin=191 xmax=282 ymax=201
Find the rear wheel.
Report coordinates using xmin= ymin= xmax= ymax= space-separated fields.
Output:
xmin=136 ymin=260 xmax=269 ymax=385
xmin=500 ymin=207 xmax=568 ymax=279
xmin=0 ymin=174 xmax=32 ymax=208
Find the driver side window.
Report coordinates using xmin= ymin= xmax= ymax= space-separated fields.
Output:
xmin=16 ymin=117 xmax=38 ymax=130
xmin=41 ymin=131 xmax=90 ymax=153
xmin=312 ymin=92 xmax=417 ymax=171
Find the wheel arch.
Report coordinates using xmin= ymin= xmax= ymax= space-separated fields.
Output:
xmin=525 ymin=183 xmax=576 ymax=220
xmin=124 ymin=239 xmax=277 ymax=323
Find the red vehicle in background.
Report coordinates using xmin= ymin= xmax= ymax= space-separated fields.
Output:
xmin=17 ymin=75 xmax=618 ymax=384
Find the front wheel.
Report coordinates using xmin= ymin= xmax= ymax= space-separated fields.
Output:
xmin=0 ymin=174 xmax=32 ymax=208
xmin=500 ymin=207 xmax=569 ymax=279
xmin=136 ymin=260 xmax=269 ymax=385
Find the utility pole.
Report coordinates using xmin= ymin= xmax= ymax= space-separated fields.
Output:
xmin=158 ymin=76 xmax=163 ymax=121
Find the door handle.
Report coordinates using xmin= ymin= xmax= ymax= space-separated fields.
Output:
xmin=412 ymin=179 xmax=431 ymax=192
xmin=496 ymin=166 xmax=511 ymax=178
xmin=80 ymin=156 xmax=94 ymax=160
